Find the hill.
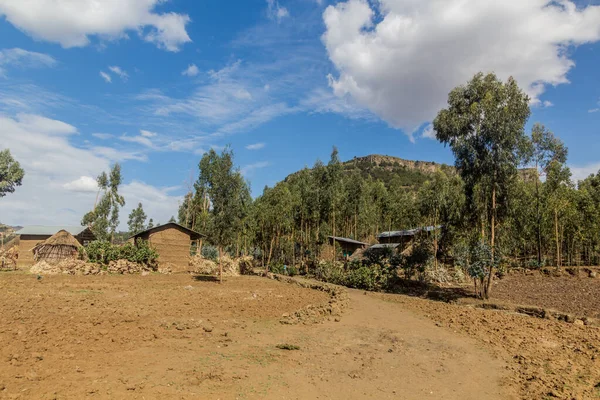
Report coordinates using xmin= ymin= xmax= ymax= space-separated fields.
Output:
xmin=341 ymin=155 xmax=452 ymax=189
xmin=287 ymin=154 xmax=537 ymax=190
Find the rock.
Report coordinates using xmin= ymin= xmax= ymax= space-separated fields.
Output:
xmin=203 ymin=325 xmax=214 ymax=333
xmin=141 ymin=271 xmax=150 ymax=277
xmin=574 ymin=319 xmax=585 ymax=326
xmin=590 ymin=271 xmax=598 ymax=278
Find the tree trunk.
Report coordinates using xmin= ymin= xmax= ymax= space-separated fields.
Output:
xmin=219 ymin=246 xmax=223 ymax=284
xmin=266 ymin=236 xmax=275 ymax=274
xmin=332 ymin=207 xmax=336 ymax=263
xmin=554 ymin=208 xmax=560 ymax=268
xmin=485 ymin=185 xmax=497 ymax=300
xmin=535 ymin=162 xmax=542 ymax=266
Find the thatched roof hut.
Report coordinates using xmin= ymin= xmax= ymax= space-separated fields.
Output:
xmin=33 ymin=230 xmax=83 ymax=264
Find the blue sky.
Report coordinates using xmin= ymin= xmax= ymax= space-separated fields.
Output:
xmin=1 ymin=0 xmax=600 ymax=228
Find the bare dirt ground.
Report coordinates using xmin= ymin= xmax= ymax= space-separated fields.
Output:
xmin=0 ymin=273 xmax=513 ymax=400
xmin=375 ymin=290 xmax=600 ymax=399
xmin=492 ymin=272 xmax=600 ymax=319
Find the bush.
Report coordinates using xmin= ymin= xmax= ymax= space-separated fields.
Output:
xmin=313 ymin=260 xmax=398 ymax=291
xmin=201 ymin=245 xmax=218 ymax=261
xmin=83 ymin=239 xmax=159 ymax=267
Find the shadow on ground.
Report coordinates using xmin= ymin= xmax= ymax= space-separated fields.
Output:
xmin=192 ymin=275 xmax=221 ymax=283
xmin=389 ymin=280 xmax=474 ymax=303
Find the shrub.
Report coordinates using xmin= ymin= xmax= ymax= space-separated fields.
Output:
xmin=83 ymin=239 xmax=159 ymax=267
xmin=201 ymin=245 xmax=218 ymax=261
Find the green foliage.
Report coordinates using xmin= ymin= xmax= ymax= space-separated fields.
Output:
xmin=402 ymin=239 xmax=433 ymax=280
xmin=0 ymin=149 xmax=25 ymax=198
xmin=81 ymin=164 xmax=125 ymax=242
xmin=127 ymin=203 xmax=147 ymax=236
xmin=84 ymin=239 xmax=159 ymax=267
xmin=313 ymin=260 xmax=398 ymax=292
xmin=201 ymin=245 xmax=218 ymax=261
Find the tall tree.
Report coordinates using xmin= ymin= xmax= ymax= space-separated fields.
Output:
xmin=0 ymin=149 xmax=25 ymax=198
xmin=327 ymin=147 xmax=343 ymax=261
xmin=531 ymin=124 xmax=568 ymax=266
xmin=434 ymin=72 xmax=531 ymax=298
xmin=198 ymin=147 xmax=250 ymax=283
xmin=128 ymin=203 xmax=147 ymax=236
xmin=147 ymin=218 xmax=155 ymax=229
xmin=82 ymin=164 xmax=125 ymax=242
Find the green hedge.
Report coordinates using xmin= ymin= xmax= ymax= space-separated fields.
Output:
xmin=83 ymin=239 xmax=159 ymax=267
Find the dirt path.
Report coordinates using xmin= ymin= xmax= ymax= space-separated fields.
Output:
xmin=256 ymin=289 xmax=513 ymax=400
xmin=0 ymin=275 xmax=514 ymax=399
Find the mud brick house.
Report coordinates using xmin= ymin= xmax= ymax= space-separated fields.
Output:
xmin=130 ymin=223 xmax=204 ymax=272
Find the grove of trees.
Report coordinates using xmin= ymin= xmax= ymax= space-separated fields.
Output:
xmin=177 ymin=72 xmax=600 ymax=297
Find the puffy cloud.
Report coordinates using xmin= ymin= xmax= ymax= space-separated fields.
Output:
xmin=246 ymin=142 xmax=266 ymax=150
xmin=421 ymin=124 xmax=436 ymax=140
xmin=323 ymin=0 xmax=600 ymax=137
xmin=0 ymin=113 xmax=174 ymax=228
xmin=108 ymin=66 xmax=129 ymax=81
xmin=100 ymin=71 xmax=112 ymax=83
xmin=63 ymin=176 xmax=98 ymax=193
xmin=120 ymin=181 xmax=182 ymax=227
xmin=182 ymin=64 xmax=199 ymax=77
xmin=0 ymin=48 xmax=56 ymax=76
xmin=0 ymin=0 xmax=191 ymax=51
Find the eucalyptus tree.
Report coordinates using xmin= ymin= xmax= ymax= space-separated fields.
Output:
xmin=531 ymin=124 xmax=568 ymax=265
xmin=128 ymin=203 xmax=147 ymax=236
xmin=82 ymin=164 xmax=125 ymax=242
xmin=544 ymin=160 xmax=573 ymax=268
xmin=0 ymin=149 xmax=24 ymax=198
xmin=434 ymin=72 xmax=531 ymax=299
xmin=198 ymin=147 xmax=249 ymax=283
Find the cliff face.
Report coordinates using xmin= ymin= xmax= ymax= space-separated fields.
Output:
xmin=345 ymin=155 xmax=444 ymax=174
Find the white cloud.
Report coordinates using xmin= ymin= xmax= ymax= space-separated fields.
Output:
xmin=0 ymin=113 xmax=172 ymax=229
xmin=571 ymin=162 xmax=600 ymax=183
xmin=182 ymin=64 xmax=199 ymax=77
xmin=92 ymin=133 xmax=114 ymax=140
xmin=0 ymin=48 xmax=56 ymax=76
xmin=108 ymin=66 xmax=128 ymax=81
xmin=63 ymin=176 xmax=98 ymax=193
xmin=120 ymin=181 xmax=181 ymax=227
xmin=139 ymin=60 xmax=296 ymax=137
xmin=120 ymin=134 xmax=154 ymax=148
xmin=100 ymin=71 xmax=112 ymax=83
xmin=0 ymin=0 xmax=191 ymax=51
xmin=241 ymin=161 xmax=270 ymax=176
xmin=246 ymin=142 xmax=266 ymax=150
xmin=421 ymin=124 xmax=436 ymax=140
xmin=267 ymin=0 xmax=290 ymax=22
xmin=322 ymin=0 xmax=600 ymax=136
xmin=140 ymin=130 xmax=157 ymax=138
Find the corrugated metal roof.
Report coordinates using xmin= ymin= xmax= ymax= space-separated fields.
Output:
xmin=377 ymin=225 xmax=442 ymax=239
xmin=328 ymin=236 xmax=368 ymax=246
xmin=369 ymin=243 xmax=400 ymax=250
xmin=130 ymin=222 xmax=205 ymax=240
xmin=16 ymin=226 xmax=88 ymax=236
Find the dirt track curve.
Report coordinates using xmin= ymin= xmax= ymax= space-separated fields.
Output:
xmin=0 ymin=274 xmax=517 ymax=399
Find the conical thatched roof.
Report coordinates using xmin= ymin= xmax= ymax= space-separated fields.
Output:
xmin=33 ymin=230 xmax=83 ymax=263
xmin=35 ymin=230 xmax=82 ymax=249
